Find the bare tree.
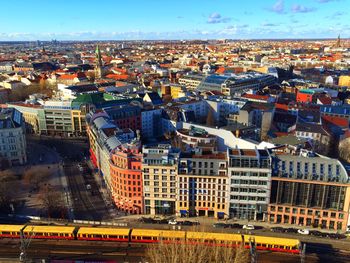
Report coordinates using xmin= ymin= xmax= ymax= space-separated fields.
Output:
xmin=144 ymin=240 xmax=250 ymax=263
xmin=23 ymin=166 xmax=52 ymax=191
xmin=339 ymin=137 xmax=350 ymax=162
xmin=0 ymin=169 xmax=18 ymax=211
xmin=39 ymin=184 xmax=66 ymax=218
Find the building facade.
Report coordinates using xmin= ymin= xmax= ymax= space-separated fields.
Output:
xmin=109 ymin=141 xmax=143 ymax=214
xmin=142 ymin=144 xmax=178 ymax=215
xmin=177 ymin=151 xmax=229 ymax=219
xmin=228 ymin=149 xmax=272 ymax=221
xmin=0 ymin=108 xmax=27 ymax=166
xmin=269 ymin=150 xmax=350 ymax=231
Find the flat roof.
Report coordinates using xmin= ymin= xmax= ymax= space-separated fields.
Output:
xmin=23 ymin=225 xmax=76 ymax=234
xmin=186 ymin=231 xmax=241 ymax=241
xmin=78 ymin=227 xmax=130 ymax=235
xmin=0 ymin=225 xmax=25 ymax=232
xmin=131 ymin=229 xmax=186 ymax=239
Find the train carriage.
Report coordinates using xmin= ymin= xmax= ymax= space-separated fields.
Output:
xmin=131 ymin=229 xmax=186 ymax=243
xmin=0 ymin=225 xmax=25 ymax=238
xmin=186 ymin=231 xmax=242 ymax=246
xmin=250 ymin=235 xmax=300 ymax=254
xmin=77 ymin=227 xmax=130 ymax=242
xmin=23 ymin=225 xmax=76 ymax=240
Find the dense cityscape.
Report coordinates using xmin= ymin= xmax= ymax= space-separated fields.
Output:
xmin=1 ymin=0 xmax=350 ymax=262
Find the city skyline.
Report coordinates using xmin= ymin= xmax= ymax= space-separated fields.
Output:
xmin=0 ymin=0 xmax=349 ymax=41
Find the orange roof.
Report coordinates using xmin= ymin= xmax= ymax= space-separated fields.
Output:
xmin=58 ymin=74 xmax=77 ymax=80
xmin=322 ymin=115 xmax=348 ymax=127
xmin=105 ymin=74 xmax=128 ymax=80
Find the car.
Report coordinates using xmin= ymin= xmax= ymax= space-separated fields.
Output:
xmin=309 ymin=230 xmax=323 ymax=237
xmin=228 ymin=223 xmax=242 ymax=229
xmin=285 ymin=228 xmax=298 ymax=233
xmin=181 ymin=221 xmax=194 ymax=226
xmin=297 ymin=229 xmax=310 ymax=235
xmin=328 ymin=233 xmax=346 ymax=239
xmin=242 ymin=224 xmax=255 ymax=230
xmin=156 ymin=219 xmax=169 ymax=224
xmin=86 ymin=184 xmax=91 ymax=190
xmin=168 ymin=219 xmax=177 ymax=225
xmin=271 ymin=227 xmax=285 ymax=233
xmin=213 ymin=223 xmax=226 ymax=228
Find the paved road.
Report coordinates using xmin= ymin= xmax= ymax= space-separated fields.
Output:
xmin=28 ymin=135 xmax=111 ymax=221
xmin=64 ymin=161 xmax=110 ymax=221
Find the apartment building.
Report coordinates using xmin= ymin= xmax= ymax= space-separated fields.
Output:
xmin=228 ymin=149 xmax=272 ymax=221
xmin=177 ymin=151 xmax=228 ymax=219
xmin=86 ymin=112 xmax=134 ymax=191
xmin=269 ymin=150 xmax=350 ymax=231
xmin=0 ymin=108 xmax=27 ymax=166
xmin=142 ymin=144 xmax=179 ymax=215
xmin=178 ymin=74 xmax=205 ymax=90
xmin=109 ymin=141 xmax=143 ymax=214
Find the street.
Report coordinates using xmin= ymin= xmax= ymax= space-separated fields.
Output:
xmin=27 ymin=135 xmax=112 ymax=221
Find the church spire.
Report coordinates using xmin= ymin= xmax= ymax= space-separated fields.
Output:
xmin=95 ymin=45 xmax=103 ymax=79
xmin=336 ymin=34 xmax=341 ymax=48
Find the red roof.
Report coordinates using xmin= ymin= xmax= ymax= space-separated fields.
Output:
xmin=317 ymin=96 xmax=332 ymax=105
xmin=322 ymin=115 xmax=348 ymax=127
xmin=105 ymin=74 xmax=128 ymax=80
xmin=242 ymin=94 xmax=269 ymax=101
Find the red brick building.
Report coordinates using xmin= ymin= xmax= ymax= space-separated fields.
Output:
xmin=110 ymin=142 xmax=143 ymax=214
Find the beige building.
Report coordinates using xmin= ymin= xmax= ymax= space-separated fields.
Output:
xmin=177 ymin=151 xmax=228 ymax=219
xmin=142 ymin=144 xmax=178 ymax=215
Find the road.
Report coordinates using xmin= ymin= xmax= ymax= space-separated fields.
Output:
xmin=27 ymin=135 xmax=111 ymax=221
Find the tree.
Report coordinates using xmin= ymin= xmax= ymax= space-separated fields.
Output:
xmin=339 ymin=137 xmax=350 ymax=162
xmin=39 ymin=184 xmax=66 ymax=218
xmin=0 ymin=169 xmax=18 ymax=211
xmin=145 ymin=240 xmax=250 ymax=263
xmin=23 ymin=166 xmax=52 ymax=191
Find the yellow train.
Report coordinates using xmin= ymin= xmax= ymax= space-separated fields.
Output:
xmin=0 ymin=224 xmax=301 ymax=254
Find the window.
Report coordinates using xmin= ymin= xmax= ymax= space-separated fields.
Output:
xmin=304 ymin=163 xmax=309 ymax=174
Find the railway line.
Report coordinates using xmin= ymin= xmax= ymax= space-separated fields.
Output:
xmin=0 ymin=238 xmax=349 ymax=262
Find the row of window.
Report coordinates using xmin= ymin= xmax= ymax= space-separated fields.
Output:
xmin=178 ymin=201 xmax=226 ymax=209
xmin=270 ymin=206 xmax=344 ymax=219
xmin=231 ymin=196 xmax=266 ymax=201
xmin=280 ymin=161 xmax=341 ymax=176
xmin=144 ymin=181 xmax=176 ymax=187
xmin=143 ymin=168 xmax=176 ymax=174
xmin=230 ymin=179 xmax=268 ymax=186
xmin=143 ymin=175 xmax=176 ymax=181
xmin=144 ymin=193 xmax=175 ymax=198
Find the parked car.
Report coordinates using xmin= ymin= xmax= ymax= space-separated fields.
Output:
xmin=328 ymin=233 xmax=346 ymax=239
xmin=242 ymin=224 xmax=255 ymax=230
xmin=168 ymin=219 xmax=177 ymax=225
xmin=213 ymin=223 xmax=226 ymax=228
xmin=271 ymin=227 xmax=285 ymax=233
xmin=297 ymin=229 xmax=310 ymax=235
xmin=285 ymin=228 xmax=298 ymax=233
xmin=228 ymin=223 xmax=242 ymax=229
xmin=182 ymin=221 xmax=194 ymax=226
xmin=309 ymin=230 xmax=323 ymax=237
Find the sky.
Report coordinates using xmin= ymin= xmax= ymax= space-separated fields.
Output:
xmin=0 ymin=0 xmax=349 ymax=40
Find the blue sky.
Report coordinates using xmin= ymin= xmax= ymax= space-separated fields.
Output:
xmin=0 ymin=0 xmax=349 ymax=40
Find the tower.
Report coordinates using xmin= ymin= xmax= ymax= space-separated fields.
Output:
xmin=336 ymin=34 xmax=341 ymax=48
xmin=94 ymin=45 xmax=103 ymax=79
